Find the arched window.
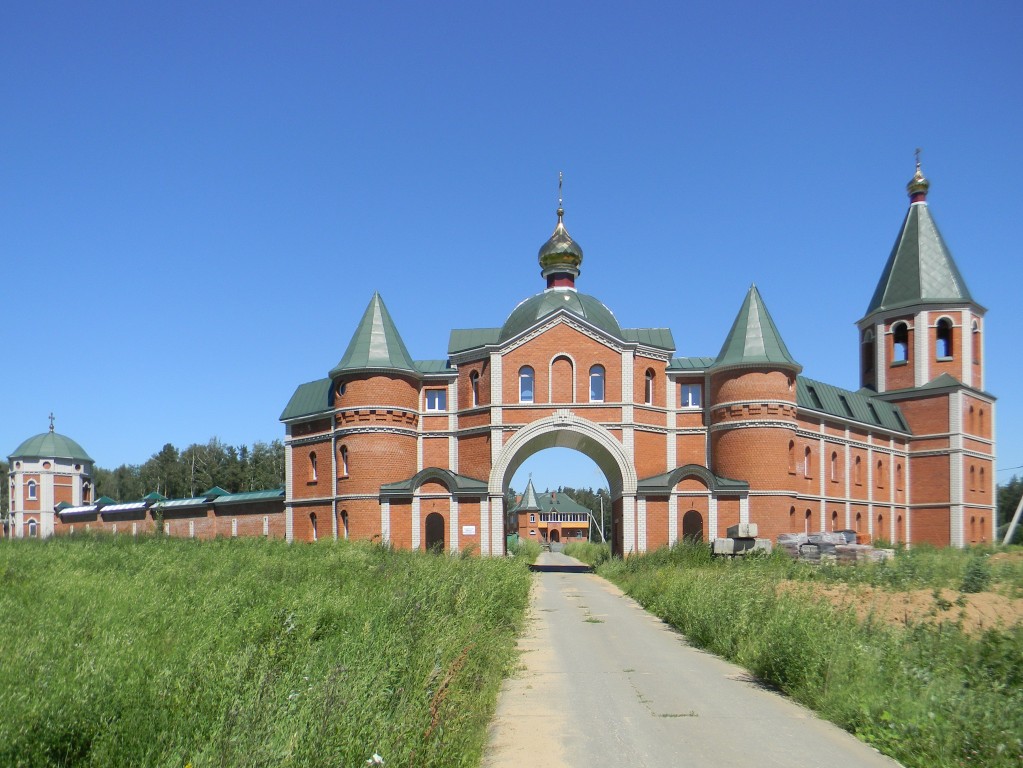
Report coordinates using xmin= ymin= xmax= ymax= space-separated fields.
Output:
xmin=309 ymin=451 xmax=317 ymax=482
xmin=803 ymin=447 xmax=812 ymax=478
xmin=788 ymin=441 xmax=796 ymax=473
xmin=969 ymin=405 xmax=976 ymax=432
xmin=339 ymin=445 xmax=349 ymax=476
xmin=470 ymin=371 xmax=480 ymax=406
xmin=310 ymin=513 xmax=318 ymax=542
xmin=550 ymin=356 xmax=574 ymax=402
xmin=980 ymin=467 xmax=986 ymax=494
xmin=936 ymin=318 xmax=953 ymax=359
xmin=27 ymin=480 xmax=37 ymax=500
xmin=856 ymin=511 xmax=862 ymax=532
xmin=892 ymin=322 xmax=909 ymax=363
xmin=644 ymin=369 xmax=655 ymax=405
xmin=896 ymin=462 xmax=903 ymax=491
xmin=877 ymin=513 xmax=884 ymax=536
xmin=972 ymin=320 xmax=981 ymax=365
xmin=589 ymin=365 xmax=605 ymax=402
xmin=804 ymin=509 xmax=812 ymax=534
xmin=830 ymin=451 xmax=838 ymax=482
xmin=969 ymin=465 xmax=976 ymax=491
xmin=854 ymin=456 xmax=862 ymax=485
xmin=83 ymin=482 xmax=92 ymax=503
xmin=28 ymin=520 xmax=38 ymax=538
xmin=519 ymin=366 xmax=535 ymax=403
xmin=340 ymin=509 xmax=349 ymax=539
xmin=831 ymin=510 xmax=839 ymax=530
xmin=789 ymin=507 xmax=796 ymax=527
xmin=862 ymin=329 xmax=875 ymax=375
xmin=876 ymin=460 xmax=884 ymax=489
xmin=978 ymin=408 xmax=986 ymax=435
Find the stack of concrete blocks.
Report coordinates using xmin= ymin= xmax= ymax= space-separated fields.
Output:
xmin=778 ymin=532 xmax=896 ymax=565
xmin=711 ymin=523 xmax=773 ymax=558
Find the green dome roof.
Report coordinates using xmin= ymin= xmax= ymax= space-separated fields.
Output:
xmin=499 ymin=290 xmax=622 ymax=342
xmin=9 ymin=431 xmax=93 ymax=462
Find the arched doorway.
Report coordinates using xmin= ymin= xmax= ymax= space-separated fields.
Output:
xmin=549 ymin=529 xmax=561 ymax=543
xmin=425 ymin=512 xmax=445 ymax=552
xmin=490 ymin=412 xmax=637 ymax=556
xmin=682 ymin=510 xmax=704 ymax=541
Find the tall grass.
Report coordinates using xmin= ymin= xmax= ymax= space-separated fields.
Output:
xmin=600 ymin=542 xmax=1023 ymax=768
xmin=562 ymin=540 xmax=610 ymax=566
xmin=0 ymin=535 xmax=532 ymax=767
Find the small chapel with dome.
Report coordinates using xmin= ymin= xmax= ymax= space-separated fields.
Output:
xmin=278 ymin=162 xmax=996 ymax=554
xmin=6 ymin=418 xmax=95 ymax=539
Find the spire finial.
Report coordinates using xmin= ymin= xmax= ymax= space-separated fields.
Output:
xmin=48 ymin=412 xmax=55 ymax=432
xmin=907 ymin=148 xmax=930 ymax=202
xmin=557 ymin=171 xmax=564 ymax=220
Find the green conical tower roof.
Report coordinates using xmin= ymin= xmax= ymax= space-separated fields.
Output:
xmin=517 ymin=479 xmax=541 ymax=512
xmin=863 ymin=163 xmax=975 ymax=317
xmin=329 ymin=293 xmax=417 ymax=377
xmin=713 ymin=285 xmax=801 ymax=372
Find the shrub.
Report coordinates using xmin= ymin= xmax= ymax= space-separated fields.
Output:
xmin=961 ymin=555 xmax=992 ymax=593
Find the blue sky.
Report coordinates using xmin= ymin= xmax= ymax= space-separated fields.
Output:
xmin=3 ymin=2 xmax=1021 ymax=494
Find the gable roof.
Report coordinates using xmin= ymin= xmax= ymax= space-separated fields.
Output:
xmin=713 ymin=285 xmax=800 ymax=371
xmin=330 ymin=293 xmax=417 ymax=376
xmin=864 ymin=201 xmax=975 ymax=317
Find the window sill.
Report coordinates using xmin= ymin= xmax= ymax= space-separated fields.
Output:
xmin=936 ymin=356 xmax=954 ymax=363
xmin=890 ymin=361 xmax=908 ymax=367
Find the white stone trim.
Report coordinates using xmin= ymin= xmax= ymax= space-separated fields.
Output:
xmin=667 ymin=494 xmax=678 ymax=546
xmin=875 ymin=321 xmax=886 ymax=391
xmin=487 ymin=411 xmax=637 ymax=498
xmin=380 ymin=500 xmax=391 ymax=544
xmin=622 ymin=495 xmax=636 ymax=555
xmin=449 ymin=498 xmax=459 ymax=553
xmin=914 ymin=310 xmax=929 ymax=386
xmin=708 ymin=496 xmax=718 ymax=540
xmin=411 ymin=497 xmax=421 ymax=550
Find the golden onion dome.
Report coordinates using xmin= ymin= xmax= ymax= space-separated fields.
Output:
xmin=907 ymin=152 xmax=930 ymax=201
xmin=538 ymin=206 xmax=584 ymax=281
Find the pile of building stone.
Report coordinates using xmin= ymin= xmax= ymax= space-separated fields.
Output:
xmin=777 ymin=531 xmax=895 ymax=564
xmin=711 ymin=523 xmax=773 ymax=557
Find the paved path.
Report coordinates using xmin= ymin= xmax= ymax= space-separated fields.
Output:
xmin=484 ymin=552 xmax=901 ymax=768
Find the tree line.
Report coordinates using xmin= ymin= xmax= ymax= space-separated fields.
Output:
xmin=91 ymin=438 xmax=286 ymax=502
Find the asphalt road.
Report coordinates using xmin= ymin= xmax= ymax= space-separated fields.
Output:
xmin=483 ymin=552 xmax=901 ymax=768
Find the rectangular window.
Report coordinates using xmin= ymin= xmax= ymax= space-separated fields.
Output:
xmin=529 ymin=513 xmax=535 ymax=523
xmin=680 ymin=384 xmax=703 ymax=408
xmin=425 ymin=389 xmax=447 ymax=411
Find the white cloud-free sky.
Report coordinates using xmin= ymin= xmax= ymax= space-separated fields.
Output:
xmin=3 ymin=2 xmax=1020 ymax=493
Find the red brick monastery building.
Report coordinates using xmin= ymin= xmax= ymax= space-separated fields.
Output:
xmin=5 ymin=164 xmax=995 ymax=552
xmin=279 ymin=162 xmax=996 ymax=554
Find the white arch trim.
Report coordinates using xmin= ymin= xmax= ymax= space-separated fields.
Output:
xmin=488 ymin=410 xmax=637 ymax=498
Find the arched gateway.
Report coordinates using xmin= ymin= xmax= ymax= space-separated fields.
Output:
xmin=280 ymin=165 xmax=995 ymax=552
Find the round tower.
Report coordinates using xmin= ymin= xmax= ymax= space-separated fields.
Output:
xmin=7 ymin=417 xmax=94 ymax=539
xmin=709 ymin=286 xmax=801 ymax=537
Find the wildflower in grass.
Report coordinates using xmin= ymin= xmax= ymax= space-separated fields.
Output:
xmin=366 ymin=753 xmax=385 ymax=765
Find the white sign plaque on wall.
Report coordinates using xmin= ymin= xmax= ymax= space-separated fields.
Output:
xmin=462 ymin=525 xmax=476 ymax=536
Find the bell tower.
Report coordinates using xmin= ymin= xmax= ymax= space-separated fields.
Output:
xmin=858 ymin=158 xmax=995 ymax=547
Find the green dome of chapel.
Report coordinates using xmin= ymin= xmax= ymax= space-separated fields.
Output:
xmin=10 ymin=431 xmax=93 ymax=462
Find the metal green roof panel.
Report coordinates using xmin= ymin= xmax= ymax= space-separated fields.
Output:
xmin=280 ymin=378 xmax=333 ymax=421
xmin=500 ymin=290 xmax=622 ymax=342
xmin=668 ymin=356 xmax=715 ymax=370
xmin=713 ymin=285 xmax=800 ymax=371
xmin=865 ymin=202 xmax=974 ymax=316
xmin=448 ymin=328 xmax=501 ymax=354
xmin=621 ymin=328 xmax=676 ymax=350
xmin=330 ymin=293 xmax=417 ymax=376
xmin=797 ymin=375 xmax=910 ymax=433
xmin=9 ymin=431 xmax=93 ymax=462
xmin=415 ymin=360 xmax=453 ymax=374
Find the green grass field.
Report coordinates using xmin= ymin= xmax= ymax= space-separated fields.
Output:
xmin=0 ymin=536 xmax=532 ymax=768
xmin=575 ymin=542 xmax=1023 ymax=768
